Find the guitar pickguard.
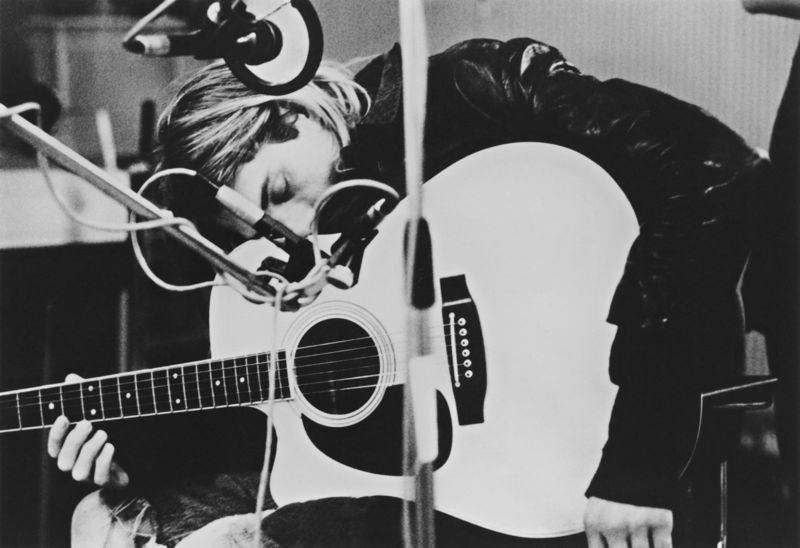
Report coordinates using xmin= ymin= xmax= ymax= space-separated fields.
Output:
xmin=302 ymin=385 xmax=453 ymax=475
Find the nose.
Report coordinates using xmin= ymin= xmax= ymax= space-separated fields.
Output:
xmin=267 ymin=201 xmax=317 ymax=239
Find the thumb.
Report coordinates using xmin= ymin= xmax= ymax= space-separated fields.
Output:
xmin=64 ymin=373 xmax=85 ymax=384
xmin=109 ymin=461 xmax=130 ymax=489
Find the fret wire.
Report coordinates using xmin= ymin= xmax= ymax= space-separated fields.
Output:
xmin=195 ymin=363 xmax=203 ymax=409
xmin=230 ymin=359 xmax=238 ymax=402
xmin=59 ymin=385 xmax=64 ymax=417
xmin=278 ymin=352 xmax=287 ymax=400
xmin=180 ymin=368 xmax=188 ymax=409
xmin=134 ymin=373 xmax=142 ymax=416
xmin=37 ymin=390 xmax=44 ymax=427
xmin=98 ymin=381 xmax=105 ymax=419
xmin=78 ymin=384 xmax=86 ymax=419
xmin=247 ymin=355 xmax=260 ymax=403
xmin=247 ymin=357 xmax=255 ymax=402
xmin=167 ymin=370 xmax=174 ymax=411
xmin=255 ymin=353 xmax=265 ymax=400
xmin=150 ymin=371 xmax=157 ymax=413
xmin=116 ymin=375 xmax=124 ymax=416
xmin=239 ymin=357 xmax=251 ymax=403
xmin=238 ymin=358 xmax=246 ymax=402
xmin=221 ymin=361 xmax=229 ymax=404
xmin=207 ymin=362 xmax=216 ymax=408
xmin=237 ymin=358 xmax=246 ymax=402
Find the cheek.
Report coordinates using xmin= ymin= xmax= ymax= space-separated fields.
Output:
xmin=267 ymin=199 xmax=318 ymax=236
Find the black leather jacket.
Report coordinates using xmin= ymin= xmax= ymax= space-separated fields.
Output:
xmin=348 ymin=38 xmax=768 ymax=510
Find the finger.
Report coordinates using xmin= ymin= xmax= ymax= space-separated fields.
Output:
xmin=47 ymin=415 xmax=70 ymax=458
xmin=652 ymin=524 xmax=673 ymax=548
xmin=109 ymin=456 xmax=130 ymax=489
xmin=64 ymin=373 xmax=84 ymax=384
xmin=56 ymin=420 xmax=93 ymax=472
xmin=71 ymin=429 xmax=108 ymax=482
xmin=585 ymin=530 xmax=605 ymax=548
xmin=604 ymin=530 xmax=628 ymax=548
xmin=93 ymin=442 xmax=115 ymax=486
xmin=630 ymin=528 xmax=649 ymax=548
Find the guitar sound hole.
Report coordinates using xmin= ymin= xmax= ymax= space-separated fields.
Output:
xmin=294 ymin=319 xmax=380 ymax=416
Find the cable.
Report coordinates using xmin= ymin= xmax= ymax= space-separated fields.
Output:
xmin=129 ymin=168 xmax=223 ymax=292
xmin=122 ymin=0 xmax=179 ymax=46
xmin=253 ymin=281 xmax=288 ymax=548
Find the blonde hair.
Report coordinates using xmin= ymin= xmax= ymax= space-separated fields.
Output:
xmin=156 ymin=60 xmax=370 ymax=186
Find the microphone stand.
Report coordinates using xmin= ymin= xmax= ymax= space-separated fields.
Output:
xmin=0 ymin=103 xmax=273 ymax=297
xmin=398 ymin=2 xmax=436 ymax=547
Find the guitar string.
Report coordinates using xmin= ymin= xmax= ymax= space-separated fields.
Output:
xmin=0 ymin=345 xmax=475 ymax=423
xmin=0 ymin=371 xmax=426 ymax=433
xmin=2 ymin=350 xmax=443 ymax=413
xmin=2 ymin=346 xmax=445 ymax=412
xmin=0 ymin=321 xmax=467 ymax=404
xmin=0 ymin=331 xmax=447 ymax=404
xmin=4 ymin=359 xmax=457 ymax=426
xmin=1 ymin=369 xmax=444 ymax=429
xmin=1 ymin=301 xmax=481 ymax=418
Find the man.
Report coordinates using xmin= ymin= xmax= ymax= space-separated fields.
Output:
xmin=49 ymin=37 xmax=766 ymax=547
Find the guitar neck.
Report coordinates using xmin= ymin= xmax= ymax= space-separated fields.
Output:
xmin=0 ymin=351 xmax=291 ymax=433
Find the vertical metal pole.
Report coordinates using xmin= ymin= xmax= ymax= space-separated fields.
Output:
xmin=717 ymin=460 xmax=728 ymax=548
xmin=398 ymin=1 xmax=435 ymax=547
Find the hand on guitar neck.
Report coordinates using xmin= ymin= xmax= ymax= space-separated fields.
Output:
xmin=46 ymin=374 xmax=130 ymax=490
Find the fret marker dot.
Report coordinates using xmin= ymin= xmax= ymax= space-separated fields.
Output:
xmin=88 ymin=385 xmax=94 ymax=392
xmin=239 ymin=377 xmax=245 ymax=384
xmin=90 ymin=409 xmax=97 ymax=416
xmin=173 ymin=373 xmax=178 ymax=379
xmin=215 ymin=380 xmax=221 ymax=386
xmin=48 ymin=402 xmax=55 ymax=410
xmin=125 ymin=393 xmax=132 ymax=399
xmin=175 ymin=398 xmax=181 ymax=404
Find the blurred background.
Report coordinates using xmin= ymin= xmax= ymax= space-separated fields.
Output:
xmin=0 ymin=0 xmax=798 ymax=546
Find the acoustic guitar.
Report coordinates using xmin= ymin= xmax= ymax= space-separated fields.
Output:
xmin=0 ymin=143 xmax=638 ymax=538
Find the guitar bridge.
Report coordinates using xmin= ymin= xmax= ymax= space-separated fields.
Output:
xmin=440 ymin=275 xmax=486 ymax=425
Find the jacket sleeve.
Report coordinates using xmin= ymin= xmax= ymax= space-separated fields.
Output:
xmin=426 ymin=38 xmax=768 ymax=508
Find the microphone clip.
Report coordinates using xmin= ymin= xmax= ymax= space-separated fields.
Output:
xmin=325 ymin=197 xmax=395 ymax=289
xmin=326 ymin=228 xmax=378 ymax=290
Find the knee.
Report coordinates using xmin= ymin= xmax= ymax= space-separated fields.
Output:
xmin=71 ymin=490 xmax=158 ymax=548
xmin=71 ymin=490 xmax=114 ymax=547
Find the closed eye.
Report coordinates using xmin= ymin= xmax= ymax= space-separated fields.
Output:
xmin=262 ymin=175 xmax=291 ymax=207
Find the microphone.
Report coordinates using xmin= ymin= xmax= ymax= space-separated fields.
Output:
xmin=326 ymin=198 xmax=397 ymax=289
xmin=213 ymin=185 xmax=303 ymax=250
xmin=123 ymin=0 xmax=322 ymax=96
xmin=123 ymin=19 xmax=282 ymax=63
xmin=123 ymin=31 xmax=207 ymax=57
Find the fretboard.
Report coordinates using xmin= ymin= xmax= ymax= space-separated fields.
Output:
xmin=0 ymin=351 xmax=291 ymax=433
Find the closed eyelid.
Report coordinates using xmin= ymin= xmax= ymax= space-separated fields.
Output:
xmin=262 ymin=175 xmax=291 ymax=207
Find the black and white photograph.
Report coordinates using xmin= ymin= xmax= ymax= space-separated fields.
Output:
xmin=0 ymin=0 xmax=798 ymax=546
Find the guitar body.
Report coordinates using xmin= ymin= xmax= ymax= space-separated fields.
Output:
xmin=209 ymin=143 xmax=638 ymax=538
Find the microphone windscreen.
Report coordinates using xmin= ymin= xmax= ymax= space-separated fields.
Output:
xmin=225 ymin=0 xmax=323 ymax=96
